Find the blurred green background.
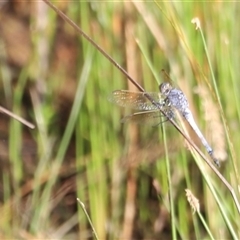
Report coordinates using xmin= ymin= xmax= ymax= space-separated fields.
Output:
xmin=0 ymin=1 xmax=239 ymax=239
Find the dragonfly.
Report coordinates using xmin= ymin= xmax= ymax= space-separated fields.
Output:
xmin=108 ymin=72 xmax=220 ymax=167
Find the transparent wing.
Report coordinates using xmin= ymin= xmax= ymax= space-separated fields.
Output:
xmin=160 ymin=69 xmax=178 ymax=89
xmin=121 ymin=108 xmax=175 ymax=126
xmin=121 ymin=110 xmax=164 ymax=126
xmin=161 ymin=69 xmax=172 ymax=83
xmin=108 ymin=90 xmax=163 ymax=111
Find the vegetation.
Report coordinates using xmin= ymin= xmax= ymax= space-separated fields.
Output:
xmin=0 ymin=1 xmax=239 ymax=239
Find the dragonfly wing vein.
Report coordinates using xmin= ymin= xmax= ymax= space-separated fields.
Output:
xmin=108 ymin=90 xmax=163 ymax=110
xmin=121 ymin=110 xmax=169 ymax=126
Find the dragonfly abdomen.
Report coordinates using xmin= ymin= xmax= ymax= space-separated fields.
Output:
xmin=183 ymin=109 xmax=220 ymax=167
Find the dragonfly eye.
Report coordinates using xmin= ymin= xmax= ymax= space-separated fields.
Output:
xmin=159 ymin=83 xmax=171 ymax=96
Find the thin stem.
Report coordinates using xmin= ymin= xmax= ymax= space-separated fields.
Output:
xmin=162 ymin=125 xmax=177 ymax=240
xmin=77 ymin=198 xmax=99 ymax=240
xmin=0 ymin=106 xmax=35 ymax=129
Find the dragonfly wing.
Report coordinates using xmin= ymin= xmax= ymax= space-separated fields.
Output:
xmin=121 ymin=110 xmax=169 ymax=126
xmin=161 ymin=69 xmax=174 ymax=83
xmin=108 ymin=90 xmax=163 ymax=111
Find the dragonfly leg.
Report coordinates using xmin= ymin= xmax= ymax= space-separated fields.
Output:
xmin=151 ymin=118 xmax=169 ymax=128
xmin=151 ymin=109 xmax=175 ymax=128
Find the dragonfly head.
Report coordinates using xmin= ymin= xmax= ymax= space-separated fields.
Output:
xmin=159 ymin=82 xmax=172 ymax=96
